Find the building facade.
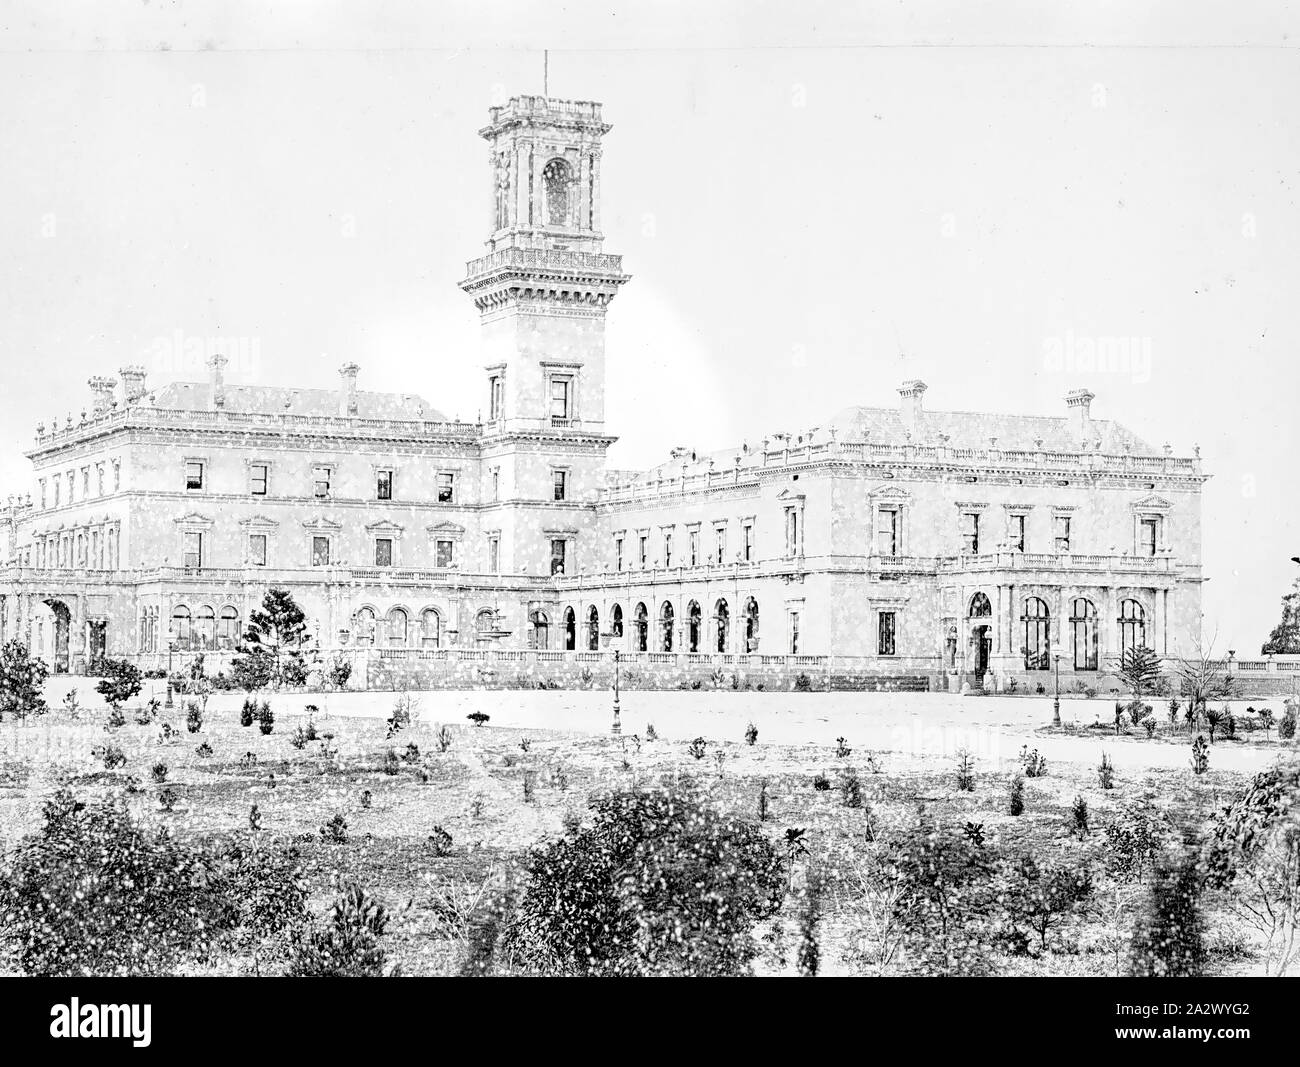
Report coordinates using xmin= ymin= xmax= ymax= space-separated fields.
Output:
xmin=0 ymin=94 xmax=1207 ymax=690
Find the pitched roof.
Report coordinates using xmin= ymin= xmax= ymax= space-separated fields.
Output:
xmin=148 ymin=382 xmax=445 ymax=421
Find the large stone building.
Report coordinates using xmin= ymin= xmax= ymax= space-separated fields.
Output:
xmin=0 ymin=94 xmax=1207 ymax=690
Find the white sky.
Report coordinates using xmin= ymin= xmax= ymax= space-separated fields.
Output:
xmin=1 ymin=1 xmax=1297 ymax=650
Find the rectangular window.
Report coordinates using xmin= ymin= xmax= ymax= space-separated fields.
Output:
xmin=250 ymin=463 xmax=268 ymax=496
xmin=312 ymin=536 xmax=330 ymax=567
xmin=961 ymin=512 xmax=980 ymax=554
xmin=54 ymin=479 xmax=61 ymax=507
xmin=38 ymin=479 xmax=46 ymax=509
xmin=376 ymin=469 xmax=393 ymax=501
xmin=615 ymin=536 xmax=624 ymax=571
xmin=489 ymin=375 xmax=504 ymax=420
xmin=437 ymin=472 xmax=455 ymax=503
xmin=550 ymin=378 xmax=570 ymax=421
xmin=878 ymin=611 xmax=897 ymax=656
xmin=785 ymin=508 xmax=799 ymax=556
xmin=789 ymin=611 xmax=800 ymax=655
xmin=96 ymin=465 xmax=105 ymax=495
xmin=436 ymin=539 xmax=454 ymax=568
xmin=183 ymin=531 xmax=203 ymax=570
xmin=714 ymin=525 xmax=727 ymax=564
xmin=1010 ymin=513 xmax=1026 ymax=553
xmin=312 ymin=466 xmax=331 ymax=499
xmin=742 ymin=523 xmax=754 ymax=562
xmin=1054 ymin=515 xmax=1071 ymax=553
xmin=552 ymin=469 xmax=567 ymax=501
xmin=491 ymin=468 xmax=500 ymax=500
xmin=638 ymin=534 xmax=648 ymax=567
xmin=82 ymin=467 xmax=90 ymax=496
xmin=185 ymin=461 xmax=204 ymax=491
xmin=550 ymin=538 xmax=567 ymax=576
xmin=488 ymin=535 xmax=500 ymax=574
xmin=112 ymin=460 xmax=120 ymax=491
xmin=689 ymin=529 xmax=700 ymax=566
xmin=248 ymin=533 xmax=267 ymax=567
xmin=663 ymin=530 xmax=673 ymax=568
xmin=374 ymin=538 xmax=393 ymax=567
xmin=1139 ymin=517 xmax=1159 ymax=557
xmin=875 ymin=509 xmax=898 ymax=556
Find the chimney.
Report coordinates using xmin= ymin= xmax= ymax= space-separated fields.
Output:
xmin=119 ymin=365 xmax=147 ymax=405
xmin=208 ymin=353 xmax=228 ymax=409
xmin=1065 ymin=389 xmax=1095 ymax=443
xmin=898 ymin=379 xmax=927 ymax=436
xmin=88 ymin=376 xmax=117 ymax=415
xmin=338 ymin=362 xmax=360 ymax=416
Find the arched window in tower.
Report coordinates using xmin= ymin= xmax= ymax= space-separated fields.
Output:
xmin=587 ymin=605 xmax=600 ymax=651
xmin=563 ymin=606 xmax=577 ymax=651
xmin=1021 ymin=597 xmax=1050 ymax=671
xmin=659 ymin=601 xmax=675 ymax=652
xmin=634 ymin=602 xmax=648 ymax=652
xmin=543 ymin=158 xmax=572 ymax=227
xmin=687 ymin=600 xmax=702 ymax=652
xmin=743 ymin=598 xmax=760 ymax=653
xmin=1070 ymin=598 xmax=1098 ymax=671
xmin=611 ymin=604 xmax=624 ymax=640
xmin=969 ymin=592 xmax=992 ymax=618
xmin=1119 ymin=599 xmax=1147 ymax=655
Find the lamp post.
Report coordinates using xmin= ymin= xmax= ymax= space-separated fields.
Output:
xmin=1052 ymin=647 xmax=1063 ymax=727
xmin=612 ymin=648 xmax=622 ymax=735
xmin=165 ymin=632 xmax=176 ymax=708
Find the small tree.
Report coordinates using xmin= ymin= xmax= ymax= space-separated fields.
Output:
xmin=1128 ymin=843 xmax=1207 ymax=977
xmin=240 ymin=588 xmax=308 ymax=687
xmin=1113 ymin=645 xmax=1162 ymax=700
xmin=1005 ymin=856 xmax=1093 ymax=955
xmin=0 ymin=639 xmax=49 ymax=722
xmin=1260 ymin=576 xmax=1300 ymax=655
xmin=289 ymin=882 xmax=390 ymax=977
xmin=94 ymin=658 xmax=142 ymax=715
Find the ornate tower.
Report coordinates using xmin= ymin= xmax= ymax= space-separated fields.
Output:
xmin=460 ymin=95 xmax=630 ymax=435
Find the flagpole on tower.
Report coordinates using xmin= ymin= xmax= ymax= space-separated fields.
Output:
xmin=543 ymin=49 xmax=549 ymax=98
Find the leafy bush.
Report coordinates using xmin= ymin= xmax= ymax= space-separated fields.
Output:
xmin=239 ymin=698 xmax=256 ymax=727
xmin=382 ymin=749 xmax=400 ymax=776
xmin=812 ymin=773 xmax=831 ymax=791
xmin=319 ymin=813 xmax=348 ymax=843
xmin=507 ymin=787 xmax=784 ymax=976
xmin=185 ymin=700 xmax=204 ymax=734
xmin=1280 ymin=705 xmax=1297 ymax=741
xmin=836 ymin=736 xmax=852 ymax=759
xmin=1098 ymin=753 xmax=1114 ymax=790
xmin=387 ymin=693 xmax=420 ymax=738
xmin=955 ymin=749 xmax=975 ymax=792
xmin=688 ymin=737 xmax=708 ymax=760
xmin=150 ymin=761 xmax=168 ymax=784
xmin=258 ymin=702 xmax=274 ymax=735
xmin=290 ymin=725 xmax=308 ymax=750
xmin=467 ymin=711 xmax=490 ymax=728
xmin=326 ymin=656 xmax=353 ymax=690
xmin=157 ymin=787 xmax=178 ymax=813
xmin=1021 ymin=747 xmax=1048 ymax=778
xmin=1105 ymin=803 xmax=1166 ymax=883
xmin=288 ymin=882 xmax=390 ymax=977
xmin=100 ymin=745 xmax=127 ymax=770
xmin=428 ymin=826 xmax=453 ymax=856
xmin=93 ymin=658 xmax=141 ymax=714
xmin=1008 ymin=774 xmax=1025 ymax=816
xmin=1128 ymin=844 xmax=1207 ymax=976
xmin=1003 ymin=856 xmax=1093 ymax=956
xmin=644 ymin=723 xmax=658 ymax=741
xmin=1190 ymin=735 xmax=1210 ymax=775
xmin=196 ymin=741 xmax=213 ymax=758
xmin=841 ymin=767 xmax=863 ymax=808
xmin=744 ymin=722 xmax=758 ymax=746
xmin=1071 ymin=795 xmax=1089 ymax=839
xmin=794 ymin=672 xmax=813 ymax=692
xmin=435 ymin=725 xmax=454 ymax=752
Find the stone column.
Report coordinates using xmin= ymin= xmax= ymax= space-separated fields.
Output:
xmin=71 ymin=594 xmax=86 ymax=673
xmin=1101 ymin=586 xmax=1117 ymax=664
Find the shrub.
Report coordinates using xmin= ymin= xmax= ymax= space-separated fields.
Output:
xmin=326 ymin=656 xmax=353 ymax=690
xmin=1280 ymin=705 xmax=1297 ymax=741
xmin=1128 ymin=845 xmax=1207 ymax=976
xmin=1021 ymin=747 xmax=1048 ymax=778
xmin=1168 ymin=699 xmax=1181 ymax=729
xmin=258 ymin=702 xmax=274 ymax=735
xmin=319 ymin=813 xmax=348 ymax=843
xmin=1008 ymin=774 xmax=1025 ymax=816
xmin=240 ymin=698 xmax=257 ymax=728
xmin=1190 ymin=735 xmax=1210 ymax=775
xmin=1105 ymin=803 xmax=1166 ymax=883
xmin=1143 ymin=718 xmax=1156 ymax=738
xmin=758 ymin=778 xmax=769 ymax=822
xmin=0 ymin=792 xmax=229 ymax=975
xmin=813 ymin=773 xmax=831 ymax=791
xmin=523 ymin=770 xmax=537 ymax=804
xmin=106 ymin=705 xmax=126 ymax=729
xmin=93 ymin=658 xmax=142 ymax=714
xmin=428 ymin=826 xmax=453 ymax=856
xmin=744 ymin=722 xmax=759 ymax=746
xmin=387 ymin=693 xmax=420 ymax=738
xmin=157 ymin=721 xmax=178 ymax=743
xmin=402 ymin=742 xmax=420 ymax=764
xmin=841 ymin=766 xmax=863 ymax=808
xmin=1098 ymin=752 xmax=1115 ymax=790
xmin=435 ymin=725 xmax=454 ymax=752
xmin=1258 ymin=706 xmax=1275 ymax=739
xmin=954 ymin=749 xmax=976 ymax=792
xmin=467 ymin=711 xmax=490 ymax=728
xmin=796 ymin=872 xmax=822 ymax=977
xmin=290 ymin=726 xmax=308 ymax=749
xmin=359 ymin=789 xmax=372 ymax=810
xmin=157 ymin=786 xmax=178 ymax=812
xmin=1003 ymin=856 xmax=1093 ymax=955
xmin=964 ymin=822 xmax=985 ymax=847
xmin=688 ymin=737 xmax=708 ymax=760
xmin=101 ymin=745 xmax=127 ymax=770
xmin=185 ymin=700 xmax=204 ymax=734
xmin=507 ymin=787 xmax=784 ymax=976
xmin=794 ymin=672 xmax=813 ymax=692
xmin=248 ymin=804 xmax=262 ymax=831
xmin=382 ymin=749 xmax=400 ymax=776
xmin=1223 ymin=708 xmax=1237 ymax=741
xmin=645 ymin=723 xmax=658 ymax=741
xmin=289 ymin=882 xmax=390 ymax=977
xmin=1071 ymin=795 xmax=1089 ymax=839
xmin=135 ymin=698 xmax=160 ymax=726
xmin=150 ymin=761 xmax=169 ymax=784
xmin=1204 ymin=706 xmax=1223 ymax=744
xmin=836 ymin=736 xmax=852 ymax=759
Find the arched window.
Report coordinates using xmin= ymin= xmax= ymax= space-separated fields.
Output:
xmin=1021 ymin=597 xmax=1050 ymax=671
xmin=634 ymin=602 xmax=648 ymax=652
xmin=530 ymin=610 xmax=550 ymax=650
xmin=969 ymin=592 xmax=992 ymax=618
xmin=743 ymin=597 xmax=760 ymax=653
xmin=475 ymin=609 xmax=495 ymax=646
xmin=194 ymin=605 xmax=215 ymax=650
xmin=1119 ymin=599 xmax=1147 ymax=655
xmin=543 ymin=158 xmax=572 ymax=227
xmin=387 ymin=607 xmax=409 ymax=647
xmin=687 ymin=600 xmax=702 ymax=652
xmin=611 ymin=604 xmax=623 ymax=639
xmin=354 ymin=607 xmax=377 ymax=646
xmin=587 ymin=605 xmax=600 ymax=651
xmin=563 ymin=606 xmax=577 ymax=651
xmin=170 ymin=605 xmax=190 ymax=647
xmin=714 ymin=598 xmax=730 ymax=653
xmin=659 ymin=601 xmax=675 ymax=652
xmin=219 ymin=606 xmax=240 ymax=649
xmin=421 ymin=608 xmax=442 ymax=648
xmin=1070 ymin=598 xmax=1098 ymax=671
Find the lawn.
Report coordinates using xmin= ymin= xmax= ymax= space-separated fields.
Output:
xmin=0 ymin=679 xmax=1294 ymax=976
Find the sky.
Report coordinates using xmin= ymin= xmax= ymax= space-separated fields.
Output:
xmin=0 ymin=1 xmax=1297 ymax=650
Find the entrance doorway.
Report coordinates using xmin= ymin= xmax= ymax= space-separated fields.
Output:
xmin=972 ymin=624 xmax=992 ymax=675
xmin=88 ymin=620 xmax=107 ymax=663
xmin=46 ymin=599 xmax=71 ymax=674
